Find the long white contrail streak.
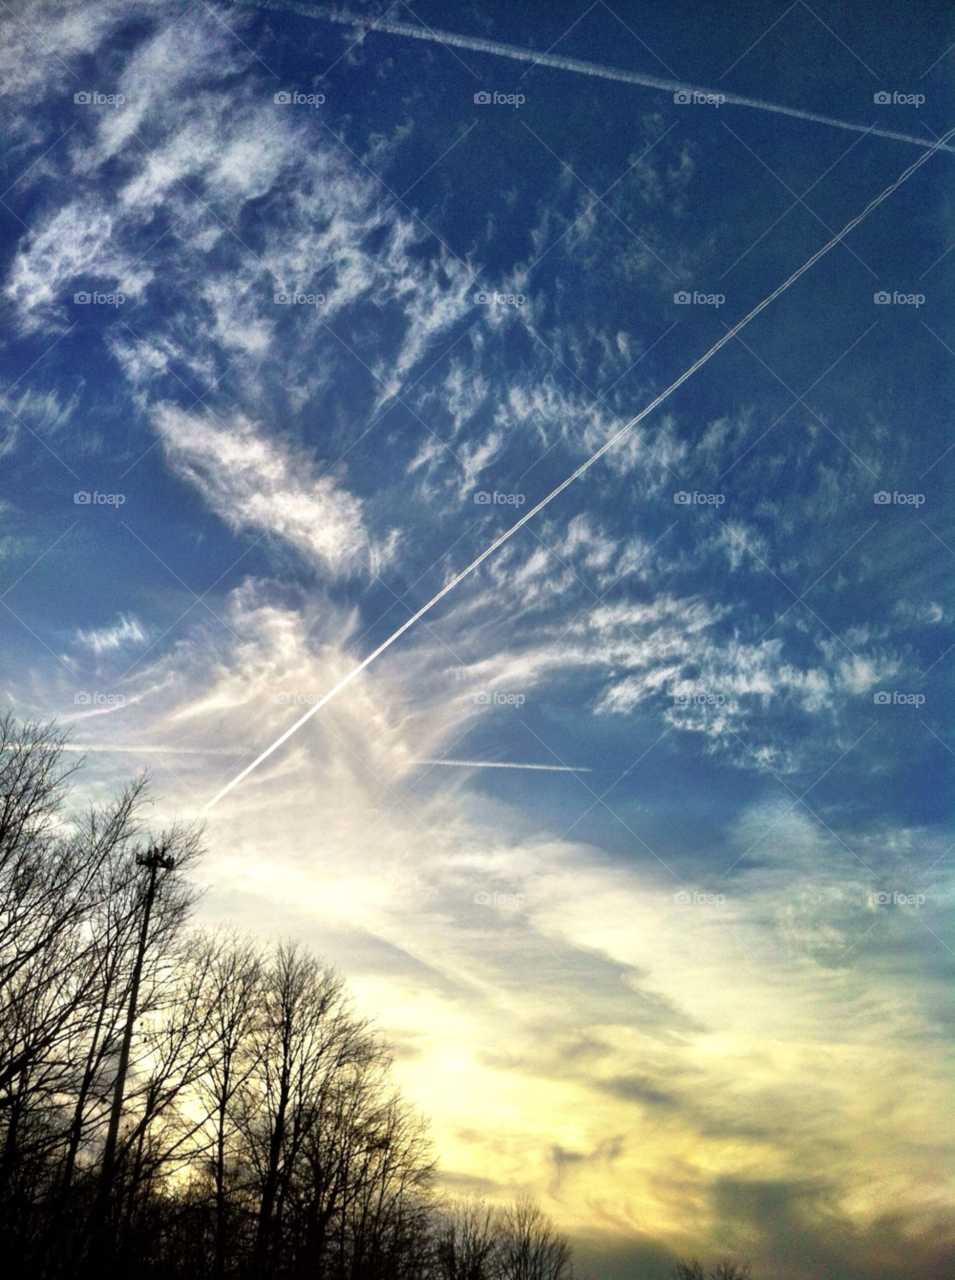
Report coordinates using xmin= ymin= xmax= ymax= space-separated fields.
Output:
xmin=204 ymin=125 xmax=955 ymax=812
xmin=45 ymin=746 xmax=588 ymax=769
xmin=51 ymin=744 xmax=246 ymax=755
xmin=229 ymin=0 xmax=954 ymax=155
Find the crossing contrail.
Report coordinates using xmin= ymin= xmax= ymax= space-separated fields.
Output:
xmin=229 ymin=0 xmax=954 ymax=155
xmin=203 ymin=122 xmax=955 ymax=812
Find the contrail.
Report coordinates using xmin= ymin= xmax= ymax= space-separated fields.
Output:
xmin=204 ymin=124 xmax=955 ymax=812
xmin=229 ymin=0 xmax=953 ymax=155
xmin=55 ymin=744 xmax=246 ymax=755
xmin=416 ymin=759 xmax=592 ymax=772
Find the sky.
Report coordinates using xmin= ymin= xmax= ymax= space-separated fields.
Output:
xmin=1 ymin=1 xmax=953 ymax=1276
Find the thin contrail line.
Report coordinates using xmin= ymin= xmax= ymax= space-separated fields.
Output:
xmin=203 ymin=123 xmax=955 ymax=812
xmin=415 ymin=759 xmax=592 ymax=772
xmin=229 ymin=0 xmax=954 ymax=155
xmin=8 ymin=744 xmax=590 ymax=768
xmin=55 ymin=744 xmax=246 ymax=755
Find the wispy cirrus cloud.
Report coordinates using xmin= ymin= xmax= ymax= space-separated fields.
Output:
xmin=154 ymin=405 xmax=391 ymax=578
xmin=75 ymin=612 xmax=147 ymax=654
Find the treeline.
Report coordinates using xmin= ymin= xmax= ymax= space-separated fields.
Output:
xmin=0 ymin=715 xmax=572 ymax=1280
xmin=0 ymin=713 xmax=754 ymax=1280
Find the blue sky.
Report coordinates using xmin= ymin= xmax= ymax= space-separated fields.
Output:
xmin=1 ymin=2 xmax=953 ymax=1276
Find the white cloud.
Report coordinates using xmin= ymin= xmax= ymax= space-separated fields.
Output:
xmin=0 ymin=0 xmax=144 ymax=113
xmin=4 ymin=201 xmax=153 ymax=332
xmin=4 ymin=7 xmax=474 ymax=406
xmin=0 ymin=383 xmax=78 ymax=456
xmin=75 ymin=613 xmax=147 ymax=654
xmin=154 ymin=405 xmax=388 ymax=578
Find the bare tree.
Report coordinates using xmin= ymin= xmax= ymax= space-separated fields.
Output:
xmin=673 ymin=1260 xmax=751 ymax=1280
xmin=240 ymin=943 xmax=378 ymax=1279
xmin=0 ymin=716 xmax=204 ymax=1279
xmin=710 ymin=1262 xmax=751 ymax=1280
xmin=191 ymin=931 xmax=262 ymax=1280
xmin=326 ymin=1082 xmax=434 ymax=1279
xmin=497 ymin=1197 xmax=571 ymax=1280
xmin=434 ymin=1196 xmax=499 ymax=1280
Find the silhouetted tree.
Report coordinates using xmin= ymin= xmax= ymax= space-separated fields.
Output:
xmin=673 ymin=1260 xmax=751 ymax=1280
xmin=434 ymin=1197 xmax=499 ymax=1280
xmin=497 ymin=1196 xmax=571 ymax=1280
xmin=192 ymin=931 xmax=262 ymax=1280
xmin=0 ymin=718 xmax=200 ymax=1278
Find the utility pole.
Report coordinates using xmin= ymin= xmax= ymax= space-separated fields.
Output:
xmin=87 ymin=845 xmax=175 ymax=1268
